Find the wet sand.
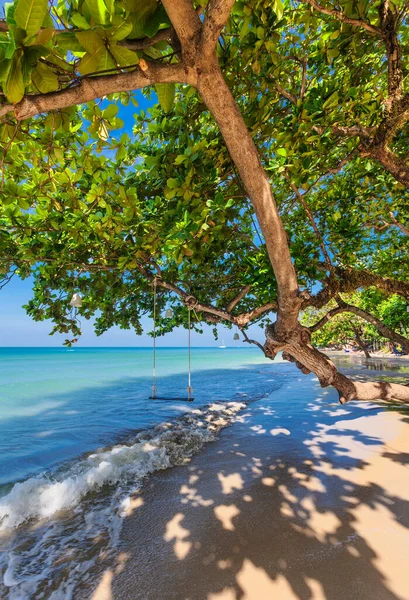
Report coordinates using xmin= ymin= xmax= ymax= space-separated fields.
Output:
xmin=91 ymin=361 xmax=409 ymax=600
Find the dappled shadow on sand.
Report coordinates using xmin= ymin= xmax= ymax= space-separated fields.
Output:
xmin=87 ymin=379 xmax=409 ymax=600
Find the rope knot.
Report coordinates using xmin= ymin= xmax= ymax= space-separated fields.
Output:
xmin=185 ymin=295 xmax=198 ymax=309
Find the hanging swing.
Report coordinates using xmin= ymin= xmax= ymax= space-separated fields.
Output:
xmin=149 ymin=279 xmax=194 ymax=402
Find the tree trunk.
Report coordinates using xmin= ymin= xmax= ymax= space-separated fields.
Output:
xmin=195 ymin=63 xmax=409 ymax=404
xmin=196 ymin=65 xmax=301 ymax=338
xmin=354 ymin=328 xmax=371 ymax=358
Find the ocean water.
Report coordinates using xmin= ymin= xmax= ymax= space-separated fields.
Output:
xmin=0 ymin=346 xmax=289 ymax=599
xmin=0 ymin=346 xmax=280 ymax=488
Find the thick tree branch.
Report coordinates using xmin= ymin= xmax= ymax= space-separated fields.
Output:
xmin=336 ymin=295 xmax=409 ymax=353
xmin=197 ymin=66 xmax=301 ymax=336
xmin=160 ymin=0 xmax=201 ymax=62
xmin=314 ymin=265 xmax=409 ymax=302
xmin=298 ymin=0 xmax=383 ymax=37
xmin=0 ymin=63 xmax=187 ymax=121
xmin=201 ymin=0 xmax=235 ymax=58
xmin=236 ymin=303 xmax=277 ymax=327
xmin=365 ymin=144 xmax=409 ymax=188
xmin=379 ymin=0 xmax=403 ymax=104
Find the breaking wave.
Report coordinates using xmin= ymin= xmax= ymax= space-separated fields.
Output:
xmin=0 ymin=399 xmax=261 ymax=599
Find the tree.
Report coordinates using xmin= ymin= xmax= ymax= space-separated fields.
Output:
xmin=1 ymin=0 xmax=409 ymax=404
xmin=302 ymin=290 xmax=409 ymax=355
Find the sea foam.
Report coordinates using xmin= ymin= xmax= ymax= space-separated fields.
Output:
xmin=0 ymin=400 xmax=248 ymax=600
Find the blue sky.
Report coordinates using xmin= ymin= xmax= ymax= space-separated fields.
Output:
xmin=0 ymin=275 xmax=266 ymax=347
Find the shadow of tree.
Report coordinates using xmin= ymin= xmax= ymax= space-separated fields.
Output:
xmin=84 ymin=377 xmax=409 ymax=600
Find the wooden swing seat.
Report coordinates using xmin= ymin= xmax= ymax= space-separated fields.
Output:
xmin=149 ymin=396 xmax=194 ymax=402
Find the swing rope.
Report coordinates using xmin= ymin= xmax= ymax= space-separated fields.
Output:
xmin=150 ymin=280 xmax=194 ymax=401
xmin=151 ymin=278 xmax=157 ymax=399
xmin=187 ymin=307 xmax=193 ymax=400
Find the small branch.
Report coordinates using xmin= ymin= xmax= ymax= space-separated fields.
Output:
xmin=300 ymin=59 xmax=307 ymax=100
xmin=326 ymin=147 xmax=359 ymax=174
xmin=298 ymin=0 xmax=383 ymax=37
xmin=241 ymin=328 xmax=267 ymax=354
xmin=284 ymin=171 xmax=332 ymax=268
xmin=226 ymin=285 xmax=251 ymax=312
xmin=309 ymin=305 xmax=346 ymax=332
xmin=388 ymin=211 xmax=409 ymax=236
xmin=120 ymin=28 xmax=174 ymax=50
xmin=275 ymin=82 xmax=297 ymax=105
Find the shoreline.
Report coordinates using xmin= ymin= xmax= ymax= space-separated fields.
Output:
xmin=91 ymin=360 xmax=409 ymax=600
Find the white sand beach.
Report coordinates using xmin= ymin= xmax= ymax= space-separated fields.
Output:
xmin=89 ymin=359 xmax=409 ymax=600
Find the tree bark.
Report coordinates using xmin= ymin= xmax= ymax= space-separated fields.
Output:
xmin=196 ymin=66 xmax=301 ymax=337
xmin=354 ymin=328 xmax=371 ymax=359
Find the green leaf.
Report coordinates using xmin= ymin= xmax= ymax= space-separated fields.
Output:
xmin=109 ymin=44 xmax=139 ymax=67
xmin=4 ymin=34 xmax=16 ymax=60
xmin=14 ymin=0 xmax=48 ymax=37
xmin=6 ymin=53 xmax=24 ymax=103
xmin=107 ymin=22 xmax=133 ymax=41
xmin=277 ymin=147 xmax=287 ymax=157
xmin=143 ymin=5 xmax=169 ymax=38
xmin=31 ymin=61 xmax=59 ymax=93
xmin=85 ymin=0 xmax=109 ymax=25
xmin=77 ymin=47 xmax=105 ymax=75
xmin=155 ymin=83 xmax=175 ymax=113
xmin=272 ymin=0 xmax=284 ymax=21
xmin=71 ymin=12 xmax=91 ymax=30
xmin=5 ymin=2 xmax=17 ymax=26
xmin=75 ymin=30 xmax=104 ymax=54
xmin=0 ymin=57 xmax=11 ymax=83
xmin=167 ymin=177 xmax=179 ymax=189
xmin=103 ymin=104 xmax=118 ymax=119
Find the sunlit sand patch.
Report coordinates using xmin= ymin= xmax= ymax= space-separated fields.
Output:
xmin=179 ymin=484 xmax=213 ymax=507
xmin=323 ymin=408 xmax=350 ymax=417
xmin=261 ymin=477 xmax=275 ymax=487
xmin=208 ymin=587 xmax=236 ymax=599
xmin=278 ymin=484 xmax=297 ymax=504
xmin=352 ymin=502 xmax=409 ymax=599
xmin=217 ymin=559 xmax=233 ymax=569
xmin=214 ymin=504 xmax=240 ymax=531
xmin=270 ymin=427 xmax=290 ymax=436
xmin=218 ymin=472 xmax=244 ymax=494
xmin=300 ymin=497 xmax=341 ymax=542
xmin=236 ymin=559 xmax=296 ymax=599
xmin=250 ymin=424 xmax=266 ymax=434
xmin=298 ymin=474 xmax=326 ymax=493
xmin=90 ymin=552 xmax=129 ymax=600
xmin=164 ymin=513 xmax=191 ymax=560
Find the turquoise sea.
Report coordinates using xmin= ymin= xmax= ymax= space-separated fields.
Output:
xmin=1 ymin=347 xmax=407 ymax=599
xmin=0 ymin=346 xmax=291 ymax=599
xmin=0 ymin=346 xmax=278 ymax=490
